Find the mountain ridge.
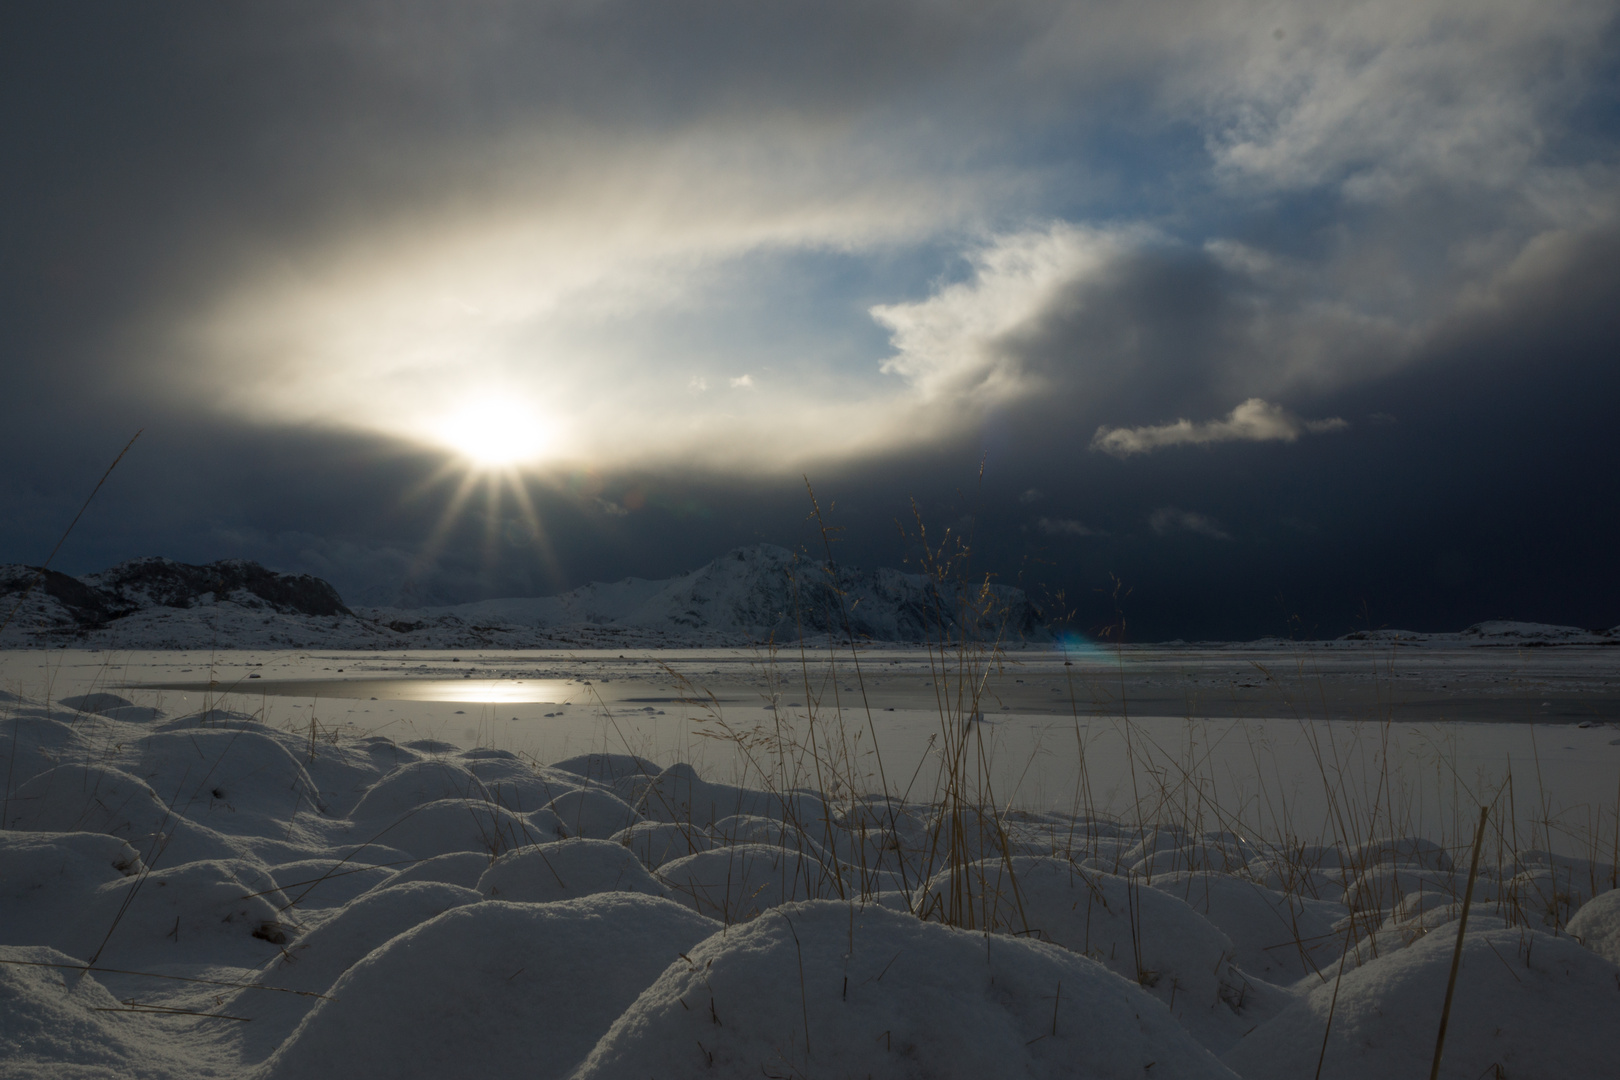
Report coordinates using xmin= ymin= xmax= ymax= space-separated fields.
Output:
xmin=4 ymin=549 xmax=1614 ymax=650
xmin=0 ymin=545 xmax=1046 ymax=649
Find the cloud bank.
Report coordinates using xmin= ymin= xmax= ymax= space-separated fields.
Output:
xmin=1090 ymin=399 xmax=1349 ymax=457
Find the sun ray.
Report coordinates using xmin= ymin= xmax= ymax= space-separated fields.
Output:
xmin=504 ymin=470 xmax=564 ymax=587
xmin=407 ymin=469 xmax=484 ymax=594
xmin=399 ymin=457 xmax=471 ymax=509
xmin=479 ymin=472 xmax=505 ymax=574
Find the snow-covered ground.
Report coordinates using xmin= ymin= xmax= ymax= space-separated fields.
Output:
xmin=3 ymin=646 xmax=1619 ymax=1078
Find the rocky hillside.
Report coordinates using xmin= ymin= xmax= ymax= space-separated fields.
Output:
xmin=1 ymin=558 xmax=351 ymax=643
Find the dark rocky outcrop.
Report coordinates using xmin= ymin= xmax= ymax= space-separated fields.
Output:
xmin=1 ymin=557 xmax=350 ymax=633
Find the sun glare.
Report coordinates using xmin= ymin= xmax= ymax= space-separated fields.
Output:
xmin=433 ymin=398 xmax=553 ymax=467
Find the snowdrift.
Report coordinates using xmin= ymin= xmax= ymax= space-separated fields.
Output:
xmin=2 ymin=688 xmax=1616 ymax=1079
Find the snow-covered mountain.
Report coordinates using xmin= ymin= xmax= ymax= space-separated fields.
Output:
xmin=5 ymin=549 xmax=1614 ymax=650
xmin=0 ymin=545 xmax=1047 ymax=649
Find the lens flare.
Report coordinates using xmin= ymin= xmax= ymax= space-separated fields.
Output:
xmin=1054 ymin=630 xmax=1106 ymax=661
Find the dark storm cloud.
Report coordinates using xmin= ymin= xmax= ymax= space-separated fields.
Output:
xmin=2 ymin=1 xmax=1617 ymax=636
xmin=942 ymin=226 xmax=1620 ymax=638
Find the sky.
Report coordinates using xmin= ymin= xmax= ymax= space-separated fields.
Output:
xmin=3 ymin=1 xmax=1617 ymax=640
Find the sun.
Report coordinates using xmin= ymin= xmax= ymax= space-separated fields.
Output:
xmin=432 ymin=398 xmax=554 ymax=468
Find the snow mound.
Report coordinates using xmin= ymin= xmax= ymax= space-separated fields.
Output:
xmin=132 ymin=728 xmax=326 ymax=832
xmin=346 ymin=760 xmax=492 ymax=822
xmin=0 ymin=944 xmax=204 ymax=1079
xmin=573 ymin=898 xmax=1237 ymax=1079
xmin=259 ymin=895 xmax=718 ymax=1080
xmin=634 ymin=761 xmax=825 ymax=830
xmin=5 ymin=762 xmax=172 ymax=839
xmin=3 ymin=682 xmax=1612 ymax=1077
xmin=657 ymin=843 xmax=849 ymax=921
xmin=58 ymin=692 xmax=165 ymax=722
xmin=461 ymin=752 xmax=582 ymax=809
xmin=1567 ymin=887 xmax=1620 ymax=965
xmin=370 ymin=850 xmax=489 ymax=891
xmin=609 ymin=820 xmax=718 ymax=868
xmin=1223 ymin=925 xmax=1620 ymax=1080
xmin=0 ymin=832 xmax=144 ymax=953
xmin=551 ymin=752 xmax=661 ymax=786
xmin=918 ymin=857 xmax=1287 ymax=1052
xmin=351 ymin=797 xmax=563 ymax=859
xmin=234 ymin=880 xmax=483 ymax=1055
xmin=1151 ymin=870 xmax=1344 ymax=985
xmin=71 ymin=858 xmax=293 ymax=969
xmin=543 ymin=787 xmax=642 ymax=839
xmin=477 ymin=838 xmax=668 ymax=902
xmin=266 ymin=858 xmax=397 ymax=909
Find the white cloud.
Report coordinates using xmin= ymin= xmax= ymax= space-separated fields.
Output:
xmin=1149 ymin=507 xmax=1231 ymax=541
xmin=1112 ymin=0 xmax=1615 ymax=203
xmin=729 ymin=374 xmax=755 ymax=389
xmin=871 ymin=223 xmax=1149 ymax=406
xmin=1091 ymin=398 xmax=1348 ymax=457
xmin=1019 ymin=488 xmax=1044 ymax=504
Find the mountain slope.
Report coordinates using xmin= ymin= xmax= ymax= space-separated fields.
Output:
xmin=0 ymin=546 xmax=1046 ymax=649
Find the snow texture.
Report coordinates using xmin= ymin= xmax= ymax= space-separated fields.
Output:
xmin=2 ymin=684 xmax=1615 ymax=1079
